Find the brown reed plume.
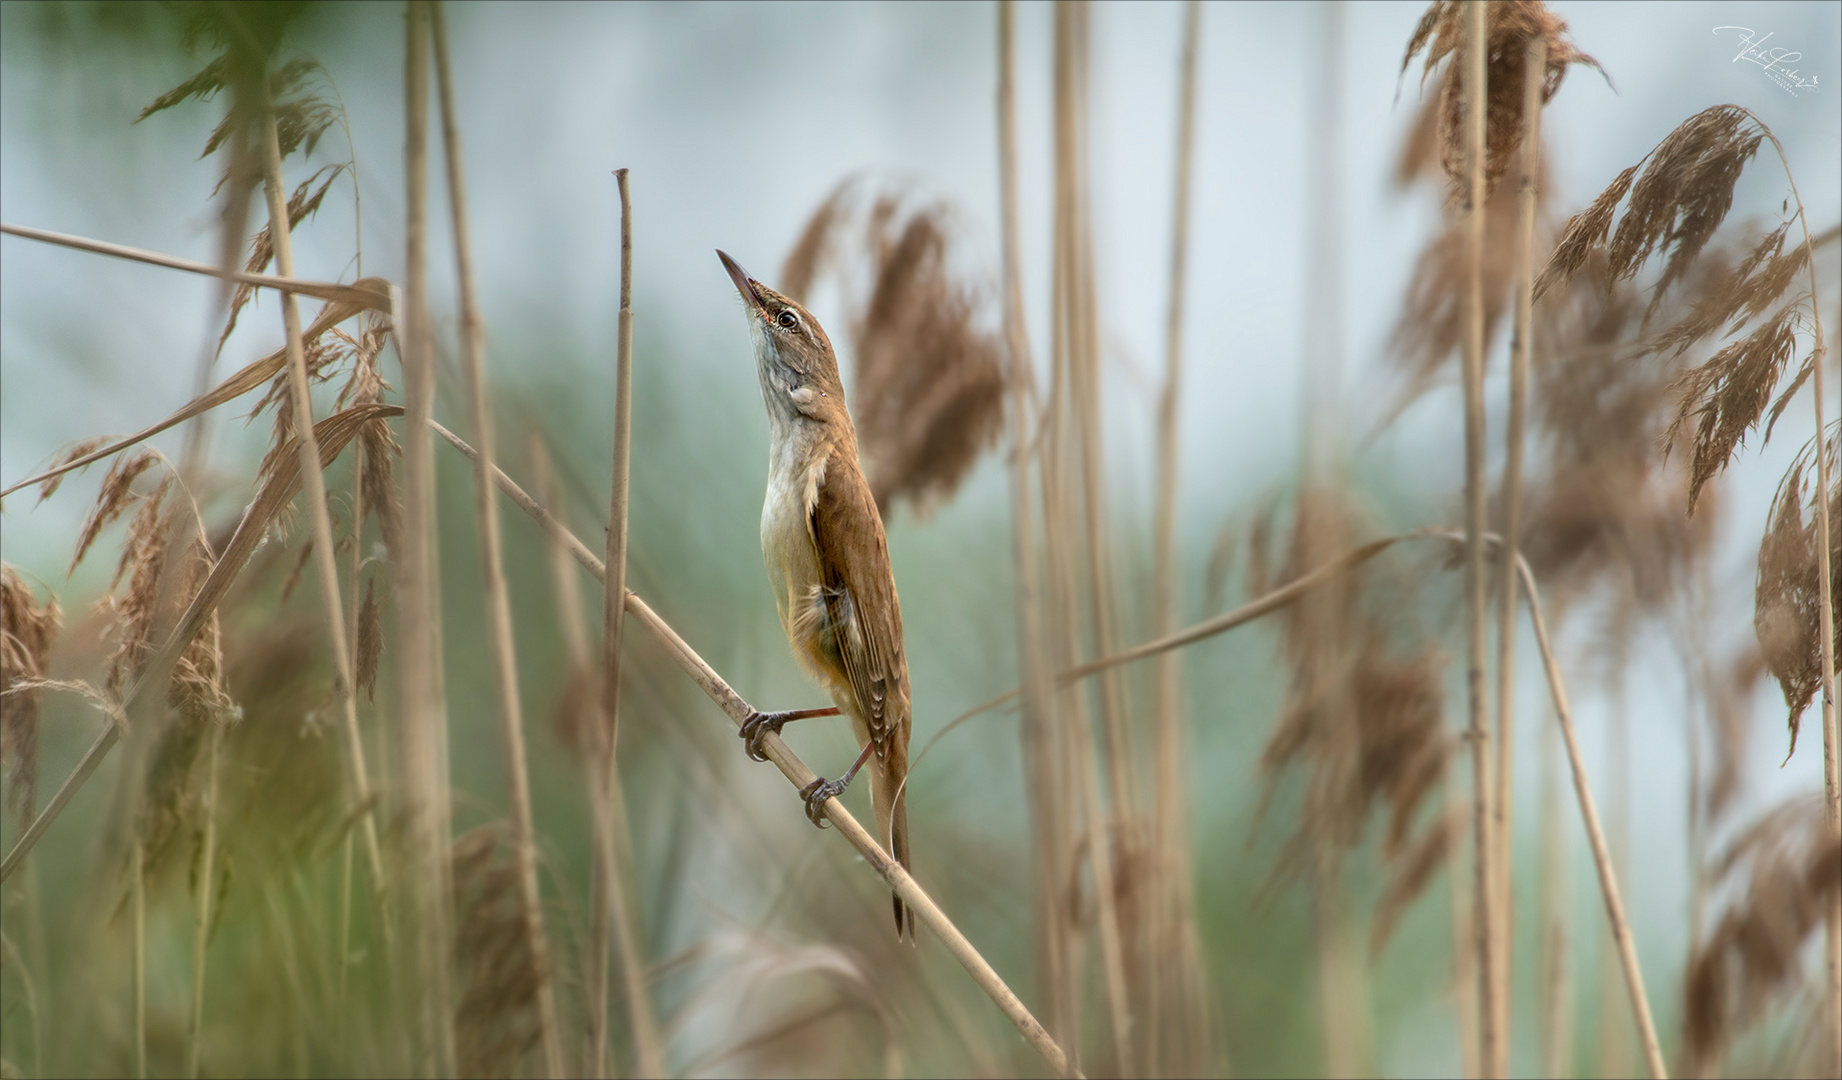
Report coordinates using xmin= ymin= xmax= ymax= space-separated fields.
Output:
xmin=1755 ymin=434 xmax=1841 ymax=755
xmin=1683 ymin=795 xmax=1842 ymax=1075
xmin=1399 ymin=0 xmax=1598 ymax=199
xmin=780 ymin=179 xmax=1007 ymax=517
xmin=1 ymin=566 xmax=61 ymax=823
xmin=450 ymin=824 xmax=549 ymax=1079
xmin=1247 ymin=490 xmax=1451 ymax=959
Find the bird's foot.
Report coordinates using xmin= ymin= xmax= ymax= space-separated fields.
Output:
xmin=739 ymin=706 xmax=840 ymax=762
xmin=799 ymin=776 xmax=849 ymax=828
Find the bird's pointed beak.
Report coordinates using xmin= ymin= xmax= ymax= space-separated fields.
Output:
xmin=716 ymin=249 xmax=764 ymax=310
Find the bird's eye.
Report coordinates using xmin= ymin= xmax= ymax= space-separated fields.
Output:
xmin=776 ymin=310 xmax=798 ymax=329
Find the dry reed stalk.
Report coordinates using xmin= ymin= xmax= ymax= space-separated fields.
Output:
xmin=532 ymin=440 xmax=615 ymax=1076
xmin=256 ymin=57 xmax=390 ymax=926
xmin=996 ymin=2 xmax=1072 ymax=1062
xmin=599 ymin=168 xmax=666 ymax=1080
xmin=428 ymin=9 xmax=566 ymax=1074
xmin=397 ymin=6 xmax=456 ymax=1072
xmin=0 ymin=222 xmax=385 ymax=312
xmin=185 ymin=720 xmax=223 ymax=1079
xmin=133 ymin=838 xmax=147 ymax=1080
xmin=1492 ymin=30 xmax=1547 ymax=1057
xmin=1148 ymin=4 xmax=1205 ymax=1074
xmin=1457 ymin=7 xmax=1503 ymax=1076
xmin=1536 ymin=703 xmax=1573 ymax=1078
xmin=1515 ymin=554 xmax=1668 ymax=1078
xmin=1053 ymin=4 xmax=1135 ymax=1068
xmin=427 ymin=424 xmax=1080 ymax=1078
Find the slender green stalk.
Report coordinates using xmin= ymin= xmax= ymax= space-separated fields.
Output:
xmin=133 ymin=840 xmax=147 ymax=1080
xmin=186 ymin=724 xmax=223 ymax=1080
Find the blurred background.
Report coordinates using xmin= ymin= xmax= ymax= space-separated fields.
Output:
xmin=2 ymin=2 xmax=1839 ymax=1077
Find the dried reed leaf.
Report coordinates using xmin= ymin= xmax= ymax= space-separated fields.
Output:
xmin=452 ymin=824 xmax=544 ymax=1079
xmin=1 ymin=566 xmax=60 ymax=822
xmin=780 ymin=179 xmax=1007 ymax=515
xmin=1683 ymin=796 xmax=1841 ymax=1073
xmin=1752 ymin=437 xmax=1840 ymax=754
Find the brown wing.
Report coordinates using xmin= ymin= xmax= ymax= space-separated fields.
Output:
xmin=808 ymin=445 xmax=909 ymax=747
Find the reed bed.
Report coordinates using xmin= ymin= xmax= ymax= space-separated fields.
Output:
xmin=0 ymin=2 xmax=1836 ymax=1078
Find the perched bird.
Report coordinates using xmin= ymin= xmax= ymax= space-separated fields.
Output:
xmin=718 ymin=249 xmax=914 ymax=940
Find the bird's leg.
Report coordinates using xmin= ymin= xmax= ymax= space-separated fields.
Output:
xmin=739 ymin=706 xmax=841 ymax=762
xmin=799 ymin=740 xmax=877 ymax=828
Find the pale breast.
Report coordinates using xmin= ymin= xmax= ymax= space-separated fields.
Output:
xmin=760 ymin=447 xmax=831 ymax=672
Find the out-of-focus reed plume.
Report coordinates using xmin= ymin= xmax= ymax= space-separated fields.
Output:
xmin=780 ymin=179 xmax=1007 ymax=517
xmin=0 ymin=566 xmax=61 ymax=823
xmin=1755 ymin=435 xmax=1841 ymax=755
xmin=1684 ymin=795 xmax=1842 ymax=1074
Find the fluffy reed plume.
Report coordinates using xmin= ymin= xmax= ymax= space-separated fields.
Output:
xmin=1520 ymin=251 xmax=1715 ymax=618
xmin=780 ymin=180 xmax=1007 ymax=516
xmin=1248 ymin=489 xmax=1451 ymax=952
xmin=1684 ymin=795 xmax=1842 ymax=1073
xmin=1 ymin=566 xmax=60 ymax=822
xmin=451 ymin=825 xmax=547 ymax=1080
xmin=1399 ymin=0 xmax=1597 ymax=197
xmin=1754 ymin=434 xmax=1841 ymax=754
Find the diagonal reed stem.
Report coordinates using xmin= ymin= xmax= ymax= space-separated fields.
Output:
xmin=256 ymin=44 xmax=389 ymax=936
xmin=1515 ymin=556 xmax=1666 ymax=1078
xmin=430 ymin=422 xmax=1080 ymax=1079
xmin=0 ymin=222 xmax=386 ymax=309
xmin=427 ymin=6 xmax=565 ymax=1074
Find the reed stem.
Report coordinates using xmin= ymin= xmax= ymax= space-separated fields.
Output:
xmin=430 ymin=423 xmax=1079 ymax=1078
xmin=1458 ymin=5 xmax=1502 ymax=1075
xmin=601 ymin=167 xmax=667 ymax=1080
xmin=1515 ymin=556 xmax=1667 ymax=1078
xmin=397 ymin=6 xmax=456 ymax=1072
xmin=256 ymin=36 xmax=389 ymax=933
xmin=427 ymin=6 xmax=565 ymax=1073
xmin=1494 ymin=31 xmax=1548 ymax=1069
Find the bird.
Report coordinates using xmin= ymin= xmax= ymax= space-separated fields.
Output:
xmin=717 ymin=248 xmax=914 ymax=940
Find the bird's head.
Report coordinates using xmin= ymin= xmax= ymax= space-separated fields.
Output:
xmin=717 ymin=249 xmax=847 ymax=427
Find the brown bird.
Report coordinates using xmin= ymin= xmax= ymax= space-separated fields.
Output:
xmin=718 ymin=249 xmax=915 ymax=940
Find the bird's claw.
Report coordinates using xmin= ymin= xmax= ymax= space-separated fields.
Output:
xmin=800 ymin=777 xmax=846 ymax=828
xmin=739 ymin=710 xmax=784 ymax=762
